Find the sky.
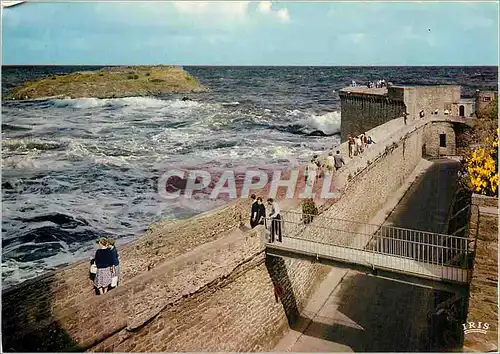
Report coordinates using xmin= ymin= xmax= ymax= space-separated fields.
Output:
xmin=1 ymin=1 xmax=499 ymax=66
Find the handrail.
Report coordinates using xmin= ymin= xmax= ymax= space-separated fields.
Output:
xmin=264 ymin=210 xmax=471 ymax=271
xmin=272 ymin=218 xmax=468 ymax=251
xmin=269 ymin=232 xmax=467 ymax=269
xmin=279 ymin=210 xmax=469 ymax=242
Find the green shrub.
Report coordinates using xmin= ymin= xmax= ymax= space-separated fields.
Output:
xmin=149 ymin=78 xmax=165 ymax=83
xmin=127 ymin=74 xmax=139 ymax=80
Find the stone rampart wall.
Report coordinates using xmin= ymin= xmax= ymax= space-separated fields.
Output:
xmin=2 ymin=117 xmax=465 ymax=352
xmin=340 ymin=86 xmax=462 ymax=143
xmin=423 ymin=121 xmax=457 ymax=157
xmin=402 ymin=86 xmax=461 ymax=121
xmin=339 ymin=92 xmax=406 ymax=142
xmin=464 ymin=194 xmax=498 ymax=353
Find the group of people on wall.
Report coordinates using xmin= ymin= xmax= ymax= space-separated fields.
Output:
xmin=304 ymin=150 xmax=346 ymax=184
xmin=350 ymin=79 xmax=392 ymax=88
xmin=248 ymin=149 xmax=348 ymax=243
xmin=90 ymin=237 xmax=120 ymax=295
xmin=250 ymin=195 xmax=282 ymax=243
xmin=348 ymin=133 xmax=376 ymax=158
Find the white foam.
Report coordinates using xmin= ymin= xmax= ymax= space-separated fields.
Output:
xmin=269 ymin=145 xmax=293 ymax=157
xmin=302 ymin=111 xmax=341 ymax=135
xmin=51 ymin=97 xmax=208 ymax=110
xmin=286 ymin=109 xmax=302 ymax=117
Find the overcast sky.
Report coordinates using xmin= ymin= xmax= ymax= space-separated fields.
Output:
xmin=2 ymin=1 xmax=499 ymax=65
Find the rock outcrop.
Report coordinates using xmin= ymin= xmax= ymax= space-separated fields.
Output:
xmin=6 ymin=65 xmax=207 ymax=100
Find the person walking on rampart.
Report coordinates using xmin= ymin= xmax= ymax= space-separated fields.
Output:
xmin=267 ymin=198 xmax=282 ymax=243
xmin=313 ymin=154 xmax=323 ymax=180
xmin=348 ymin=136 xmax=355 ymax=158
xmin=333 ymin=150 xmax=346 ymax=171
xmin=250 ymin=194 xmax=259 ymax=228
xmin=313 ymin=155 xmax=321 ymax=169
xmin=366 ymin=135 xmax=376 ymax=148
xmin=321 ymin=152 xmax=335 ymax=179
xmin=355 ymin=136 xmax=362 ymax=155
xmin=108 ymin=238 xmax=120 ymax=288
xmin=305 ymin=158 xmax=319 ymax=185
xmin=93 ymin=238 xmax=114 ymax=295
xmin=256 ymin=197 xmax=267 ymax=228
xmin=361 ymin=133 xmax=368 ymax=150
xmin=324 ymin=152 xmax=335 ymax=172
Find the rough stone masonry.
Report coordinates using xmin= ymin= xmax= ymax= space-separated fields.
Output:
xmin=1 ymin=97 xmax=478 ymax=352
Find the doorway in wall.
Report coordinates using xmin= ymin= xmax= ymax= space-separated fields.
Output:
xmin=459 ymin=105 xmax=465 ymax=117
xmin=439 ymin=134 xmax=446 ymax=148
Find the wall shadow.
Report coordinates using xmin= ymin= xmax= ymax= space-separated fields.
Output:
xmin=1 ymin=274 xmax=83 ymax=352
xmin=291 ymin=273 xmax=465 ymax=352
xmin=386 ymin=159 xmax=460 ymax=233
xmin=265 ymin=255 xmax=300 ymax=327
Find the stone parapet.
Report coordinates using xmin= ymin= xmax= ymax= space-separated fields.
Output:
xmin=1 ymin=115 xmax=475 ymax=352
xmin=463 ymin=194 xmax=498 ymax=353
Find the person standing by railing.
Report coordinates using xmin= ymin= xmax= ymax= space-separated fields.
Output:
xmin=267 ymin=198 xmax=282 ymax=243
xmin=250 ymin=194 xmax=259 ymax=228
xmin=256 ymin=197 xmax=267 ymax=228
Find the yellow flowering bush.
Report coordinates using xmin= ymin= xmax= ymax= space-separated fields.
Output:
xmin=465 ymin=128 xmax=498 ymax=196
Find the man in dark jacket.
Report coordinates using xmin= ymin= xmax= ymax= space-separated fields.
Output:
xmin=250 ymin=194 xmax=259 ymax=228
xmin=333 ymin=150 xmax=346 ymax=171
xmin=256 ymin=197 xmax=266 ymax=228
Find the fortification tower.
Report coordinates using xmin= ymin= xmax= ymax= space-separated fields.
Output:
xmin=475 ymin=90 xmax=498 ymax=117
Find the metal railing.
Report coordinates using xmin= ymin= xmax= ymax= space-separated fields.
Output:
xmin=265 ymin=210 xmax=474 ymax=271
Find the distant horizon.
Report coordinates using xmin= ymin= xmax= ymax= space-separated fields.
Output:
xmin=2 ymin=2 xmax=498 ymax=66
xmin=2 ymin=64 xmax=499 ymax=68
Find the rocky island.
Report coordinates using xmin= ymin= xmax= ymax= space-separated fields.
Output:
xmin=6 ymin=65 xmax=208 ymax=100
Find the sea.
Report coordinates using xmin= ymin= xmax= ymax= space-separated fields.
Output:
xmin=1 ymin=66 xmax=498 ymax=288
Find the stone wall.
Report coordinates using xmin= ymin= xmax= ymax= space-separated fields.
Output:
xmin=401 ymin=86 xmax=461 ymax=122
xmin=339 ymin=92 xmax=406 ymax=142
xmin=315 ymin=119 xmax=425 ymax=239
xmin=2 ymin=192 xmax=332 ymax=351
xmin=339 ymin=85 xmax=461 ymax=142
xmin=454 ymin=100 xmax=475 ymax=118
xmin=475 ymin=90 xmax=498 ymax=115
xmin=464 ymin=194 xmax=498 ymax=353
xmin=1 ymin=199 xmax=251 ymax=351
xmin=2 ymin=117 xmax=464 ymax=352
xmin=3 ymin=227 xmax=277 ymax=352
xmin=422 ymin=121 xmax=457 ymax=157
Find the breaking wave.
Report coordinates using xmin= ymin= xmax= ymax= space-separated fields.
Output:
xmin=274 ymin=111 xmax=341 ymax=136
xmin=2 ymin=139 xmax=65 ymax=152
xmin=50 ymin=96 xmax=207 ymax=110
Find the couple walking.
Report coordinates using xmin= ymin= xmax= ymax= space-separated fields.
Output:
xmin=90 ymin=237 xmax=120 ymax=295
xmin=250 ymin=195 xmax=282 ymax=243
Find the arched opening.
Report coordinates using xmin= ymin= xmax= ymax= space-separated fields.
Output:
xmin=459 ymin=105 xmax=465 ymax=117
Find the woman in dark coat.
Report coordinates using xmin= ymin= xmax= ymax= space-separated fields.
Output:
xmin=94 ymin=238 xmax=114 ymax=295
xmin=108 ymin=238 xmax=120 ymax=288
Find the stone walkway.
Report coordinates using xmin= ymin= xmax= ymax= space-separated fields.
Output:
xmin=273 ymin=155 xmax=438 ymax=352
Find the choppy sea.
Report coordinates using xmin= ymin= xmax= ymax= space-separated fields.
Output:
xmin=1 ymin=65 xmax=497 ymax=288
